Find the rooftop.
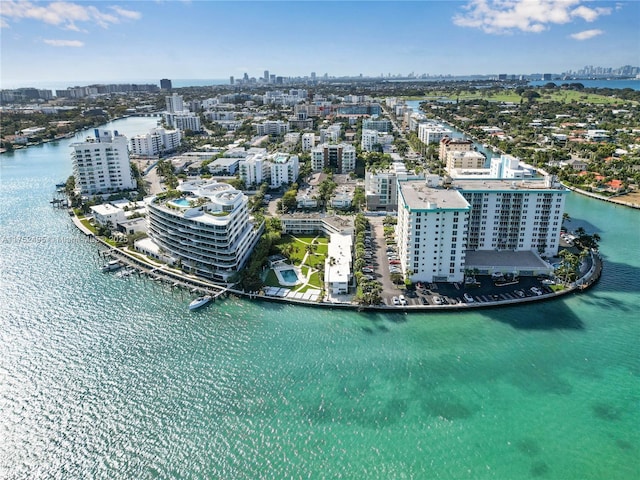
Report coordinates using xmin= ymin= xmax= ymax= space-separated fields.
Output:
xmin=399 ymin=180 xmax=470 ymax=210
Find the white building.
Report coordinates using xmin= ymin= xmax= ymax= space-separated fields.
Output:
xmin=397 ymin=176 xmax=471 ymax=283
xmin=164 ymin=113 xmax=202 ymax=132
xmin=71 ymin=129 xmax=136 ymax=195
xmin=361 ymin=129 xmax=379 ymax=152
xmin=145 ymin=180 xmax=262 ymax=281
xmin=90 ymin=203 xmax=126 ymax=228
xmin=418 ymin=123 xmax=452 ymax=144
xmin=130 ymin=127 xmax=181 ymax=157
xmin=320 ymin=124 xmax=341 ymax=143
xmin=489 ymin=155 xmax=536 ymax=179
xmin=301 ymin=132 xmax=315 ymax=152
xmin=166 ymin=93 xmax=184 ymax=113
xmin=457 ymin=177 xmax=567 ymax=257
xmin=325 ymin=233 xmax=353 ymax=295
xmin=256 ymin=120 xmax=289 ymax=136
xmin=269 ymin=153 xmax=299 ymax=189
xmin=365 ymin=162 xmax=423 ymax=211
xmin=311 ymin=143 xmax=356 ymax=173
xmin=362 ymin=118 xmax=391 ymax=133
xmin=238 ymin=151 xmax=269 ymax=187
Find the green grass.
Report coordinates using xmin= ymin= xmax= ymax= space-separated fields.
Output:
xmin=263 ymin=269 xmax=281 ymax=287
xmin=550 ymin=284 xmax=566 ymax=292
xmin=307 ymin=271 xmax=323 ymax=289
xmin=80 ymin=218 xmax=97 ymax=234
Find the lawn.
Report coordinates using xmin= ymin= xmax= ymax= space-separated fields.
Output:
xmin=269 ymin=234 xmax=329 ymax=289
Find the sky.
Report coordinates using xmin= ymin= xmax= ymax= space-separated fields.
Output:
xmin=1 ymin=0 xmax=639 ymax=89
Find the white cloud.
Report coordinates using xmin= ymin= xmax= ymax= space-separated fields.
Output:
xmin=0 ymin=1 xmax=141 ymax=30
xmin=44 ymin=39 xmax=84 ymax=47
xmin=453 ymin=0 xmax=612 ymax=34
xmin=570 ymin=29 xmax=604 ymax=40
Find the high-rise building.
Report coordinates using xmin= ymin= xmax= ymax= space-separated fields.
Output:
xmin=130 ymin=127 xmax=181 ymax=157
xmin=229 ymin=76 xmax=234 ymax=85
xmin=165 ymin=93 xmax=184 ymax=113
xmin=146 ymin=180 xmax=262 ymax=282
xmin=160 ymin=78 xmax=172 ymax=90
xmin=264 ymin=70 xmax=269 ymax=83
xmin=71 ymin=129 xmax=135 ymax=195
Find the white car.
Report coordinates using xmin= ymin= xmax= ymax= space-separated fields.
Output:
xmin=392 ymin=296 xmax=400 ymax=305
xmin=463 ymin=293 xmax=475 ymax=303
xmin=399 ymin=294 xmax=407 ymax=305
xmin=433 ymin=296 xmax=443 ymax=305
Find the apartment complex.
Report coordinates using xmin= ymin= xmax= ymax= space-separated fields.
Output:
xmin=396 ymin=175 xmax=568 ymax=283
xmin=269 ymin=153 xmax=299 ymax=189
xmin=71 ymin=129 xmax=136 ymax=195
xmin=130 ymin=127 xmax=181 ymax=157
xmin=311 ymin=143 xmax=356 ymax=173
xmin=418 ymin=124 xmax=452 ymax=144
xmin=238 ymin=152 xmax=299 ymax=189
xmin=365 ymin=162 xmax=423 ymax=211
xmin=146 ymin=180 xmax=262 ymax=282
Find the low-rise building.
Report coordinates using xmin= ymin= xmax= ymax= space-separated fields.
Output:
xmin=311 ymin=143 xmax=356 ymax=173
xmin=325 ymin=233 xmax=353 ymax=295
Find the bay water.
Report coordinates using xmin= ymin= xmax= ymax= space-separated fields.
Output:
xmin=1 ymin=117 xmax=638 ymax=479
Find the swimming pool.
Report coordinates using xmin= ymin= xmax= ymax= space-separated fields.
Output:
xmin=169 ymin=198 xmax=191 ymax=208
xmin=279 ymin=268 xmax=299 ymax=283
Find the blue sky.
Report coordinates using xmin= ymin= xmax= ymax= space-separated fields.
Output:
xmin=1 ymin=0 xmax=639 ymax=89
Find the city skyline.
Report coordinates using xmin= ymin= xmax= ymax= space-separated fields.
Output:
xmin=1 ymin=0 xmax=639 ymax=89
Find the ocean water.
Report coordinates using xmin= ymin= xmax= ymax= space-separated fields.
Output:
xmin=0 ymin=118 xmax=638 ymax=479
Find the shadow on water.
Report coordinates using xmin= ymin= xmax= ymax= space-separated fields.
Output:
xmin=482 ymin=300 xmax=585 ymax=330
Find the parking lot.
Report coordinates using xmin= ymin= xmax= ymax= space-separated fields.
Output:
xmin=362 ymin=217 xmax=562 ymax=308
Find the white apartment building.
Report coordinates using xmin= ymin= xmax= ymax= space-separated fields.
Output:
xmin=361 ymin=129 xmax=379 ymax=152
xmin=256 ymin=120 xmax=289 ymax=136
xmin=458 ymin=177 xmax=567 ymax=257
xmin=489 ymin=155 xmax=536 ymax=179
xmin=164 ymin=113 xmax=201 ymax=132
xmin=269 ymin=153 xmax=299 ymax=189
xmin=320 ymin=124 xmax=341 ymax=143
xmin=397 ymin=177 xmax=471 ymax=283
xmin=145 ymin=180 xmax=262 ymax=282
xmin=325 ymin=232 xmax=353 ymax=295
xmin=311 ymin=143 xmax=356 ymax=173
xmin=130 ymin=127 xmax=181 ymax=157
xmin=166 ymin=93 xmax=184 ymax=113
xmin=71 ymin=129 xmax=136 ymax=195
xmin=302 ymin=132 xmax=315 ymax=152
xmin=365 ymin=162 xmax=423 ymax=211
xmin=418 ymin=123 xmax=452 ymax=144
xmin=238 ymin=152 xmax=269 ymax=187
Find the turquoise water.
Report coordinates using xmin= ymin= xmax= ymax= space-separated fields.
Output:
xmin=280 ymin=268 xmax=299 ymax=283
xmin=1 ymin=117 xmax=639 ymax=479
xmin=170 ymin=198 xmax=191 ymax=208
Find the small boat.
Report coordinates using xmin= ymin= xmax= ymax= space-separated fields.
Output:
xmin=101 ymin=260 xmax=121 ymax=272
xmin=188 ymin=295 xmax=212 ymax=310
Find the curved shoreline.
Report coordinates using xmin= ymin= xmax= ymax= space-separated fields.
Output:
xmin=562 ymin=184 xmax=640 ymax=210
xmin=74 ymin=214 xmax=603 ymax=313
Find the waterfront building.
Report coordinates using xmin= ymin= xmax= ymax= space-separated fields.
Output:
xmin=439 ymin=137 xmax=474 ymax=162
xmin=446 ymin=151 xmax=486 ymax=171
xmin=489 ymin=155 xmax=536 ymax=179
xmin=269 ymin=153 xmax=299 ymax=189
xmin=71 ymin=129 xmax=136 ymax=195
xmin=396 ymin=176 xmax=471 ymax=283
xmin=145 ymin=180 xmax=262 ymax=282
xmin=90 ymin=203 xmax=126 ymax=228
xmin=311 ymin=143 xmax=356 ymax=173
xmin=130 ymin=127 xmax=181 ymax=157
xmin=164 ymin=113 xmax=202 ymax=132
xmin=457 ymin=177 xmax=567 ymax=257
xmin=418 ymin=123 xmax=452 ymax=144
xmin=325 ymin=233 xmax=353 ymax=295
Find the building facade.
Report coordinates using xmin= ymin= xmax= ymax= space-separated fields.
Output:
xmin=71 ymin=129 xmax=136 ymax=195
xmin=130 ymin=127 xmax=181 ymax=157
xmin=269 ymin=153 xmax=299 ymax=189
xmin=146 ymin=180 xmax=262 ymax=282
xmin=311 ymin=143 xmax=356 ymax=173
xmin=397 ymin=177 xmax=471 ymax=283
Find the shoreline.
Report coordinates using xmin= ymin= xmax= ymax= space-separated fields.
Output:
xmin=562 ymin=184 xmax=640 ymax=210
xmin=73 ymin=212 xmax=603 ymax=313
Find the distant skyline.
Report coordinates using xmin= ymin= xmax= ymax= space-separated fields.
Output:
xmin=1 ymin=0 xmax=639 ymax=89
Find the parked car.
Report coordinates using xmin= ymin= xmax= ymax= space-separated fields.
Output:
xmin=362 ymin=267 xmax=374 ymax=274
xmin=420 ymin=296 xmax=429 ymax=305
xmin=530 ymin=287 xmax=543 ymax=296
xmin=389 ymin=260 xmax=401 ymax=265
xmin=432 ymin=296 xmax=443 ymax=305
xmin=398 ymin=295 xmax=407 ymax=305
xmin=392 ymin=296 xmax=400 ymax=305
xmin=515 ymin=289 xmax=526 ymax=298
xmin=463 ymin=293 xmax=475 ymax=303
